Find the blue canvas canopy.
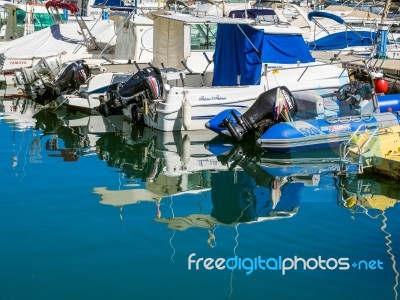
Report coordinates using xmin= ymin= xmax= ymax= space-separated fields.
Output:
xmin=93 ymin=0 xmax=124 ymax=6
xmin=308 ymin=31 xmax=377 ymax=50
xmin=92 ymin=0 xmax=137 ymax=10
xmin=308 ymin=11 xmax=345 ymax=24
xmin=212 ymin=24 xmax=315 ymax=86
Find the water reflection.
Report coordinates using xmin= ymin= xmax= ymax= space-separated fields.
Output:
xmin=1 ymin=97 xmax=399 ymax=299
xmin=0 ymin=97 xmax=41 ymax=130
xmin=1 ymin=98 xmax=44 ymax=177
xmin=91 ymin=123 xmax=345 ymax=231
xmin=338 ymin=175 xmax=399 ymax=300
xmin=34 ymin=108 xmax=126 ymax=162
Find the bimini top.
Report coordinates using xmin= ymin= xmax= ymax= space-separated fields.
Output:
xmin=149 ymin=12 xmax=302 ymax=33
xmin=307 ymin=11 xmax=345 ymax=24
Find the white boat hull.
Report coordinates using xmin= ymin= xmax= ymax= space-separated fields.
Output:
xmin=140 ymin=75 xmax=346 ymax=132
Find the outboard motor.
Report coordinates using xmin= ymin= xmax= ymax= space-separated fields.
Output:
xmin=30 ymin=60 xmax=90 ymax=105
xmin=223 ymin=86 xmax=297 ymax=141
xmin=105 ymin=67 xmax=163 ymax=121
xmin=14 ymin=56 xmax=63 ymax=86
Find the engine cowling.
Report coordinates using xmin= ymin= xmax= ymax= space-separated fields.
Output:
xmin=103 ymin=67 xmax=163 ymax=120
xmin=30 ymin=60 xmax=90 ymax=105
xmin=224 ymin=86 xmax=297 ymax=141
xmin=116 ymin=67 xmax=163 ymax=106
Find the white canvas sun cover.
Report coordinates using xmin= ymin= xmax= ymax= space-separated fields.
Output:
xmin=0 ymin=19 xmax=116 ymax=59
xmin=114 ymin=15 xmax=154 ymax=61
xmin=152 ymin=16 xmax=189 ymax=70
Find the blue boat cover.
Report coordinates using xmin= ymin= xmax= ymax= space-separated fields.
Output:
xmin=212 ymin=24 xmax=315 ymax=86
xmin=308 ymin=31 xmax=377 ymax=50
xmin=308 ymin=11 xmax=345 ymax=24
xmin=93 ymin=0 xmax=125 ymax=6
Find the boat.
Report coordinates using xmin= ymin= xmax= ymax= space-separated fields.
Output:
xmin=53 ymin=71 xmax=134 ymax=113
xmin=0 ymin=16 xmax=116 ymax=97
xmin=6 ymin=0 xmax=255 ymax=99
xmin=340 ymin=124 xmax=400 ymax=180
xmin=13 ymin=57 xmax=135 ymax=109
xmin=206 ymin=65 xmax=400 ymax=152
xmin=103 ymin=11 xmax=351 ymax=131
xmin=15 ymin=1 xmax=230 ymax=108
xmin=279 ymin=5 xmax=380 ymax=51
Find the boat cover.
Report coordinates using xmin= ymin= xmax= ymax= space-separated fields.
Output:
xmin=93 ymin=0 xmax=125 ymax=6
xmin=212 ymin=24 xmax=315 ymax=86
xmin=307 ymin=31 xmax=377 ymax=50
xmin=0 ymin=20 xmax=116 ymax=59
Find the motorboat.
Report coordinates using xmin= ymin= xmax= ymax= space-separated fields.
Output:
xmin=102 ymin=11 xmax=350 ymax=132
xmin=4 ymin=0 xmax=255 ymax=98
xmin=0 ymin=17 xmax=116 ymax=96
xmin=206 ymin=66 xmax=400 ymax=152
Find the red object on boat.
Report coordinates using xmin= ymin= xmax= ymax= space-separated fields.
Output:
xmin=374 ymin=78 xmax=389 ymax=94
xmin=45 ymin=0 xmax=79 ymax=13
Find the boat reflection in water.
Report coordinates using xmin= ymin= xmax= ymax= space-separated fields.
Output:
xmin=0 ymin=98 xmax=44 ymax=173
xmin=338 ymin=174 xmax=399 ymax=300
xmin=34 ymin=108 xmax=126 ymax=162
xmin=94 ymin=128 xmax=226 ymax=220
xmin=0 ymin=97 xmax=41 ymax=130
xmin=93 ymin=127 xmax=352 ymax=245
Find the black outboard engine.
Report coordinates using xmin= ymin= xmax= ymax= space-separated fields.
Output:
xmin=30 ymin=60 xmax=90 ymax=105
xmin=105 ymin=67 xmax=163 ymax=121
xmin=223 ymin=86 xmax=297 ymax=141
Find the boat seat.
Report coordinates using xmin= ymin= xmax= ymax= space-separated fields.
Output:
xmin=323 ymin=98 xmax=339 ymax=117
xmin=292 ymin=91 xmax=325 ymax=119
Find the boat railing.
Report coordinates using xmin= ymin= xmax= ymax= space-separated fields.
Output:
xmin=339 ymin=123 xmax=381 ymax=174
xmin=264 ymin=57 xmax=366 ymax=83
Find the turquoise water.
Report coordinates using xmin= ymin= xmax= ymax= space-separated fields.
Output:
xmin=1 ymin=99 xmax=399 ymax=300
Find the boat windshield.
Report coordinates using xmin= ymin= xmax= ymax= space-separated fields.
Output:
xmin=190 ymin=23 xmax=217 ymax=51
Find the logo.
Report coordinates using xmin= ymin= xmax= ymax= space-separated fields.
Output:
xmin=188 ymin=253 xmax=383 ymax=275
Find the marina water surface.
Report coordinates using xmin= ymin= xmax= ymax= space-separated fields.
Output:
xmin=1 ymin=99 xmax=399 ymax=300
